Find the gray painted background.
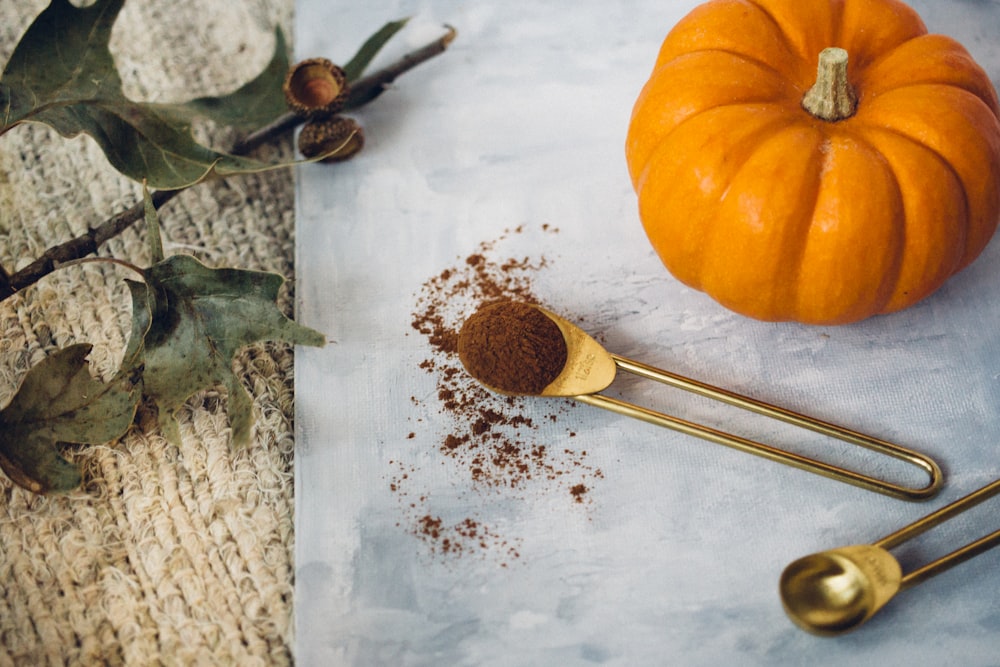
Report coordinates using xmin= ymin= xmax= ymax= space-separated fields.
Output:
xmin=294 ymin=2 xmax=1000 ymax=665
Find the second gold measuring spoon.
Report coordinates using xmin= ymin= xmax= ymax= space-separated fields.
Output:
xmin=456 ymin=300 xmax=942 ymax=501
xmin=780 ymin=477 xmax=1000 ymax=635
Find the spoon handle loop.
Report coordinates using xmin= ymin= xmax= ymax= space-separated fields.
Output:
xmin=573 ymin=354 xmax=943 ymax=501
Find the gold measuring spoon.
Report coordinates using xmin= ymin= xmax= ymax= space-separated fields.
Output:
xmin=781 ymin=477 xmax=1000 ymax=635
xmin=457 ymin=301 xmax=942 ymax=501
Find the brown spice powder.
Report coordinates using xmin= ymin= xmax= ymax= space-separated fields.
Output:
xmin=396 ymin=226 xmax=604 ymax=562
xmin=458 ymin=300 xmax=568 ymax=396
xmin=413 ymin=515 xmax=520 ymax=562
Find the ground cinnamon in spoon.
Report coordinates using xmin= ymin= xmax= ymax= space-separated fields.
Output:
xmin=458 ymin=301 xmax=568 ymax=395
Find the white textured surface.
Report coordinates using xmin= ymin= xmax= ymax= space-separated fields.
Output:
xmin=294 ymin=2 xmax=1000 ymax=665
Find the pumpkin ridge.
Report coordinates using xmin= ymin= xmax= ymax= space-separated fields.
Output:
xmin=655 ymin=0 xmax=811 ymax=81
xmin=850 ymin=37 xmax=919 ymax=90
xmin=785 ymin=133 xmax=830 ymax=322
xmin=701 ymin=123 xmax=825 ymax=320
xmin=792 ymin=131 xmax=904 ymax=323
xmin=634 ymin=105 xmax=799 ymax=291
xmin=646 ymin=48 xmax=801 ymax=96
xmin=856 ymin=34 xmax=1000 ymax=116
xmin=626 ymin=51 xmax=800 ymax=184
xmin=834 ymin=0 xmax=928 ymax=72
xmin=854 ymin=46 xmax=996 ymax=112
xmin=864 ymin=83 xmax=1000 ymax=124
xmin=743 ymin=0 xmax=811 ymax=67
xmin=833 ymin=127 xmax=908 ymax=315
xmin=854 ymin=125 xmax=970 ymax=310
xmin=726 ymin=0 xmax=809 ymax=78
xmin=854 ymin=123 xmax=970 ymax=245
xmin=670 ymin=48 xmax=808 ymax=94
xmin=745 ymin=0 xmax=837 ymax=69
xmin=859 ymin=83 xmax=1000 ymax=265
xmin=634 ymin=102 xmax=797 ymax=196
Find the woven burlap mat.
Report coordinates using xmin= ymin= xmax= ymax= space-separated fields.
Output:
xmin=0 ymin=1 xmax=299 ymax=664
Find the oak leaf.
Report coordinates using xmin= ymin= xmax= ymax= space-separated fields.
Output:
xmin=128 ymin=254 xmax=326 ymax=446
xmin=0 ymin=0 xmax=290 ymax=189
xmin=0 ymin=345 xmax=142 ymax=493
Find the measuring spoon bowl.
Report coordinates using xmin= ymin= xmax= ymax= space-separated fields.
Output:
xmin=457 ymin=302 xmax=617 ymax=397
xmin=779 ymin=544 xmax=903 ymax=636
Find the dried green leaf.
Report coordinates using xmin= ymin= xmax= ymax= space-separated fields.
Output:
xmin=0 ymin=344 xmax=142 ymax=493
xmin=123 ymin=279 xmax=153 ymax=376
xmin=342 ymin=19 xmax=409 ymax=82
xmin=133 ymin=255 xmax=325 ymax=446
xmin=0 ymin=0 xmax=291 ymax=189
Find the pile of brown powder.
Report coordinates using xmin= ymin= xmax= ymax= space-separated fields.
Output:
xmin=397 ymin=225 xmax=603 ymax=563
xmin=457 ymin=300 xmax=569 ymax=396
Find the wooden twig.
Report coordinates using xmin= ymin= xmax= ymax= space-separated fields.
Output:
xmin=0 ymin=25 xmax=457 ymax=301
xmin=346 ymin=25 xmax=457 ymax=109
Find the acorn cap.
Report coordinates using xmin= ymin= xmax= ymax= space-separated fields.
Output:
xmin=298 ymin=116 xmax=365 ymax=163
xmin=283 ymin=58 xmax=349 ymax=118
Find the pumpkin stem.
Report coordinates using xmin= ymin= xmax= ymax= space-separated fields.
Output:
xmin=802 ymin=47 xmax=857 ymax=122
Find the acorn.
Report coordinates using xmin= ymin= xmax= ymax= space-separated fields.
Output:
xmin=298 ymin=116 xmax=365 ymax=162
xmin=283 ymin=58 xmax=349 ymax=118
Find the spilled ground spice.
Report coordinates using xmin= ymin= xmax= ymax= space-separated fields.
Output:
xmin=395 ymin=225 xmax=603 ymax=563
xmin=413 ymin=515 xmax=520 ymax=561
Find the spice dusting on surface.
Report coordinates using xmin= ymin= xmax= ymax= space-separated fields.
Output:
xmin=396 ymin=226 xmax=604 ymax=564
xmin=414 ymin=515 xmax=520 ymax=562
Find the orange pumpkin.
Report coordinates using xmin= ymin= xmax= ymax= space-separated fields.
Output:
xmin=625 ymin=0 xmax=1000 ymax=325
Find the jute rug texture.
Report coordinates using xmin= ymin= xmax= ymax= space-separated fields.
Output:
xmin=0 ymin=1 xmax=299 ymax=664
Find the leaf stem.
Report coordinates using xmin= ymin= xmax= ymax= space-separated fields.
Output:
xmin=0 ymin=25 xmax=457 ymax=302
xmin=59 ymin=256 xmax=147 ymax=279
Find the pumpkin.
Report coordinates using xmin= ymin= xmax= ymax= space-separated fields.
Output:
xmin=625 ymin=0 xmax=1000 ymax=325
